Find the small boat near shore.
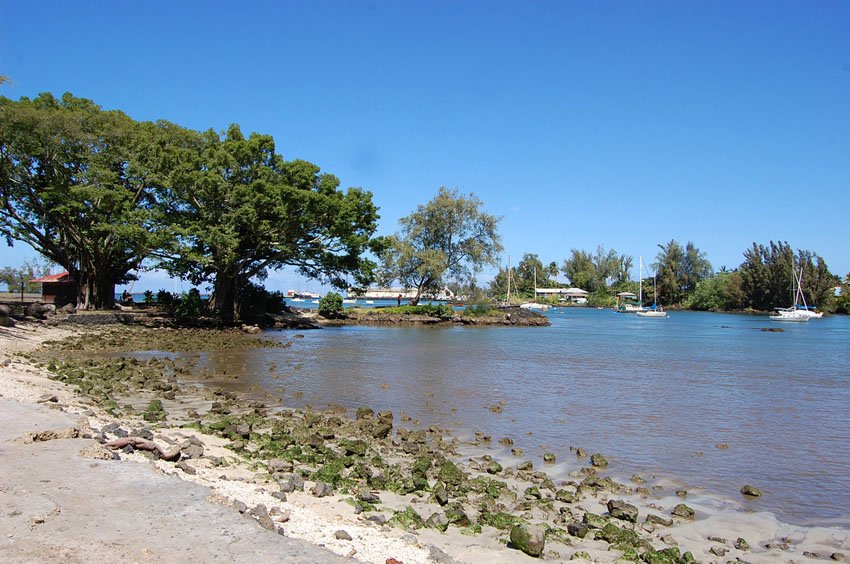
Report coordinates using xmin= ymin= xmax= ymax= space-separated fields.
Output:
xmin=769 ymin=267 xmax=816 ymax=322
xmin=769 ymin=307 xmax=810 ymax=322
xmin=636 ymin=271 xmax=668 ymax=318
xmin=520 ymin=302 xmax=550 ymax=311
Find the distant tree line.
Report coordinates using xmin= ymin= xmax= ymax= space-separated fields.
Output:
xmin=489 ymin=240 xmax=843 ymax=313
xmin=0 ymin=92 xmax=382 ymax=322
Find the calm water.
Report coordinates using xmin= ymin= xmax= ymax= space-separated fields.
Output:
xmin=190 ymin=309 xmax=850 ymax=526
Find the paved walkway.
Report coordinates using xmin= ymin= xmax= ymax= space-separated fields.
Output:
xmin=0 ymin=398 xmax=350 ymax=563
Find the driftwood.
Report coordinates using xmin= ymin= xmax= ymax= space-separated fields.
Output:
xmin=105 ymin=437 xmax=181 ymax=461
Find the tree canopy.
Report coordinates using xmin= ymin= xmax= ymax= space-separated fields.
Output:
xmin=380 ymin=187 xmax=502 ymax=305
xmin=0 ymin=93 xmax=164 ymax=308
xmin=155 ymin=124 xmax=381 ymax=323
xmin=653 ymin=240 xmax=712 ymax=305
xmin=561 ymin=245 xmax=632 ymax=293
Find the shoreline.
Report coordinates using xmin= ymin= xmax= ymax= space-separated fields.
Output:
xmin=1 ymin=320 xmax=848 ymax=562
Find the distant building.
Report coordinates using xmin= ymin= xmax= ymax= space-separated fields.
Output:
xmin=534 ymin=287 xmax=590 ymax=302
xmin=30 ymin=272 xmax=76 ymax=307
xmin=351 ymin=287 xmax=457 ymax=301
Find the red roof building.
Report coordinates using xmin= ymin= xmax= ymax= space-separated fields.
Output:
xmin=31 ymin=272 xmax=76 ymax=306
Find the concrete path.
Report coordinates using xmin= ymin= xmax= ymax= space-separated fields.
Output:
xmin=0 ymin=398 xmax=350 ymax=563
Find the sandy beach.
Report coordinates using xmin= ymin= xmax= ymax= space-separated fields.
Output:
xmin=1 ymin=318 xmax=848 ymax=563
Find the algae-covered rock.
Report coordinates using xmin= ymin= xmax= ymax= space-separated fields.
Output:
xmin=590 ymin=453 xmax=608 ymax=467
xmin=556 ymin=489 xmax=577 ymax=503
xmin=388 ymin=506 xmax=424 ymax=531
xmin=567 ymin=523 xmax=589 ymax=538
xmin=607 ymin=499 xmax=639 ymax=523
xmin=479 ymin=510 xmax=522 ymax=530
xmin=671 ymin=503 xmax=694 ymax=519
xmin=735 ymin=537 xmax=750 ymax=551
xmin=444 ymin=502 xmax=470 ymax=527
xmin=338 ymin=438 xmax=367 ymax=457
xmin=582 ymin=512 xmax=608 ymax=529
xmin=543 ymin=452 xmax=556 ymax=463
xmin=484 ymin=460 xmax=503 ymax=474
xmin=524 ymin=486 xmax=542 ymax=500
xmin=644 ymin=513 xmax=673 ymax=527
xmin=641 ymin=549 xmax=678 ymax=564
xmin=509 ymin=523 xmax=546 ymax=557
xmin=425 ymin=511 xmax=449 ymax=532
xmin=438 ymin=460 xmax=464 ymax=486
xmin=598 ymin=522 xmax=643 ymax=548
xmin=431 ymin=481 xmax=449 ymax=506
xmin=571 ymin=551 xmax=591 ymax=560
xmin=142 ymin=399 xmax=166 ymax=422
xmin=741 ymin=484 xmax=762 ymax=497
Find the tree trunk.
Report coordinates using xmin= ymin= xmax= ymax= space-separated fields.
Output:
xmin=411 ymin=285 xmax=423 ymax=306
xmin=212 ymin=275 xmax=237 ymax=324
xmin=75 ymin=271 xmax=116 ymax=310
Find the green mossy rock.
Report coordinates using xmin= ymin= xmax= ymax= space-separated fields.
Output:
xmin=388 ymin=506 xmax=424 ymax=531
xmin=590 ymin=453 xmax=608 ymax=467
xmin=142 ymin=399 xmax=166 ymax=422
xmin=479 ymin=510 xmax=523 ymax=530
xmin=671 ymin=503 xmax=695 ymax=519
xmin=438 ymin=460 xmax=464 ymax=486
xmin=509 ymin=523 xmax=546 ymax=558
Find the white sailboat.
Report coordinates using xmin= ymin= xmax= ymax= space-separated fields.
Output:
xmin=618 ymin=256 xmax=650 ymax=313
xmin=636 ymin=270 xmax=668 ymax=318
xmin=770 ymin=267 xmax=815 ymax=322
xmin=521 ymin=267 xmax=551 ymax=311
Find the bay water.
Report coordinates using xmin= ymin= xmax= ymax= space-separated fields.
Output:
xmin=191 ymin=309 xmax=850 ymax=527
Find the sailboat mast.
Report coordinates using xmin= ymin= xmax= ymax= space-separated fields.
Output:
xmin=506 ymin=255 xmax=511 ymax=305
xmin=639 ymin=256 xmax=643 ymax=306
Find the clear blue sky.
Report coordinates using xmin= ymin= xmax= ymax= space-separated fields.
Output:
xmin=2 ymin=1 xmax=849 ymax=292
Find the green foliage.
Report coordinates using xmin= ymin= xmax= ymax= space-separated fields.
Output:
xmin=463 ymin=303 xmax=500 ymax=317
xmin=654 ymin=240 xmax=712 ymax=305
xmin=380 ymin=187 xmax=502 ymax=305
xmin=560 ymin=245 xmax=633 ymax=294
xmin=154 ymin=124 xmax=381 ymax=323
xmin=237 ymin=282 xmax=287 ymax=320
xmin=738 ymin=241 xmax=837 ymax=311
xmin=379 ymin=304 xmax=454 ymax=318
xmin=175 ymin=288 xmax=205 ymax=322
xmin=142 ymin=290 xmax=155 ymax=305
xmin=686 ymin=272 xmax=744 ymax=311
xmin=156 ymin=290 xmax=178 ymax=311
xmin=0 ymin=258 xmax=52 ymax=292
xmin=0 ymin=93 xmax=166 ymax=308
xmin=318 ymin=292 xmax=344 ymax=317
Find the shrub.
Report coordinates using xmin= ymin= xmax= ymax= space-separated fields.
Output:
xmin=318 ymin=292 xmax=344 ymax=317
xmin=175 ymin=288 xmax=205 ymax=322
xmin=381 ymin=304 xmax=454 ymax=318
xmin=142 ymin=290 xmax=155 ymax=306
xmin=156 ymin=289 xmax=178 ymax=311
xmin=238 ymin=282 xmax=287 ymax=320
xmin=464 ymin=303 xmax=499 ymax=317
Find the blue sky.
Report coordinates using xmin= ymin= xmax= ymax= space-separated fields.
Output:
xmin=2 ymin=1 xmax=849 ymax=292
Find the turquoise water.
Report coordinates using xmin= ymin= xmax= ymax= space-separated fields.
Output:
xmin=199 ymin=309 xmax=850 ymax=526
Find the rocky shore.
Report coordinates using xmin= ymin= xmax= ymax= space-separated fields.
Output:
xmin=1 ymin=320 xmax=848 ymax=563
xmin=307 ymin=305 xmax=551 ymax=328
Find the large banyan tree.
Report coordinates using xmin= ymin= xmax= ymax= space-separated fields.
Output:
xmin=154 ymin=123 xmax=382 ymax=323
xmin=0 ymin=93 xmax=164 ymax=308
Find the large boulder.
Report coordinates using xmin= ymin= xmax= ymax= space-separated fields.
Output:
xmin=509 ymin=523 xmax=546 ymax=557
